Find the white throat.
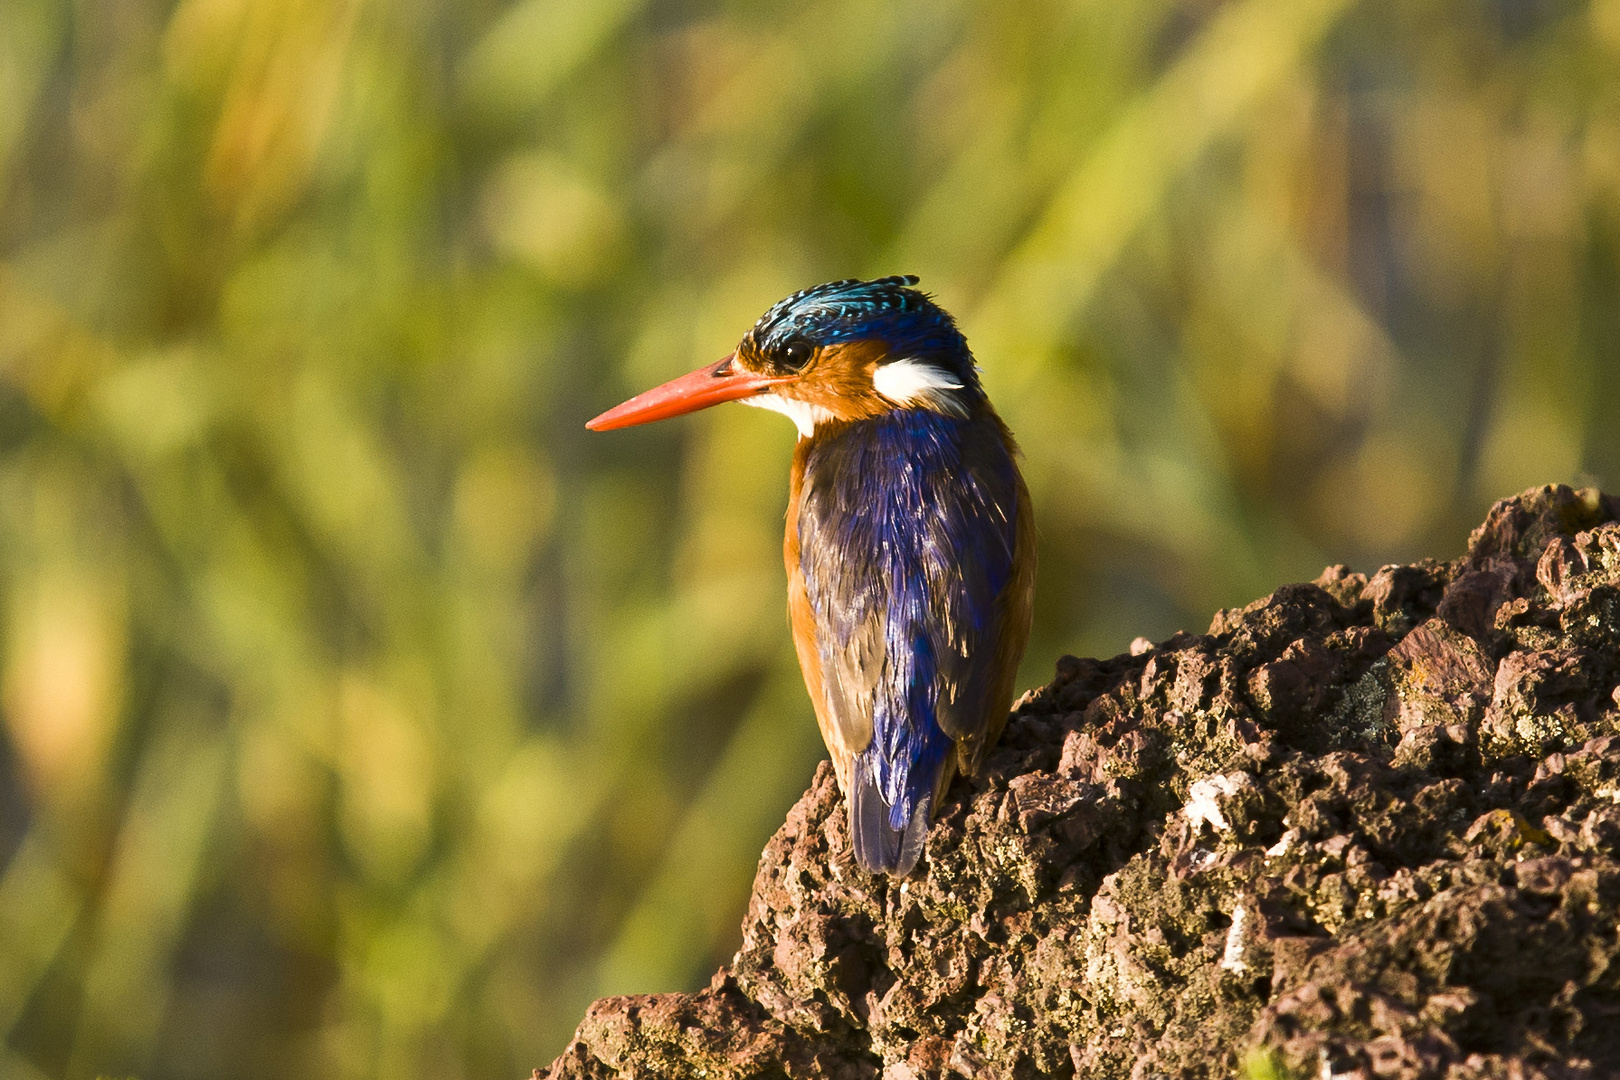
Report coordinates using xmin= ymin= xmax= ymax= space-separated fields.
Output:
xmin=741 ymin=392 xmax=837 ymax=438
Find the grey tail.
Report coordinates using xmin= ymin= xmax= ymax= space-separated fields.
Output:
xmin=849 ymin=759 xmax=932 ymax=877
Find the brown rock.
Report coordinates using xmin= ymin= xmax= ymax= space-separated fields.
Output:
xmin=540 ymin=486 xmax=1620 ymax=1080
xmin=1384 ymin=619 xmax=1495 ymax=734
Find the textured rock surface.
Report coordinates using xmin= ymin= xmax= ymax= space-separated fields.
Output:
xmin=542 ymin=486 xmax=1620 ymax=1080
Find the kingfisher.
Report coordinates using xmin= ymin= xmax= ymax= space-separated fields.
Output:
xmin=587 ymin=276 xmax=1034 ymax=877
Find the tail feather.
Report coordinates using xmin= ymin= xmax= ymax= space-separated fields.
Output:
xmin=850 ymin=758 xmax=932 ymax=877
xmin=895 ymin=797 xmax=930 ymax=876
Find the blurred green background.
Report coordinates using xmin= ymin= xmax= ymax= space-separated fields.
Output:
xmin=0 ymin=0 xmax=1616 ymax=1076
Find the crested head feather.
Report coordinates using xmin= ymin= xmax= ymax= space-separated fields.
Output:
xmin=750 ymin=275 xmax=927 ymax=345
xmin=748 ymin=276 xmax=976 ymax=369
xmin=729 ymin=276 xmax=995 ymax=438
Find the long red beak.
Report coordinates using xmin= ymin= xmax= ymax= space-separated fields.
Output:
xmin=586 ymin=354 xmax=795 ymax=431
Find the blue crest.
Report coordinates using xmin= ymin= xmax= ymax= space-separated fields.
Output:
xmin=748 ymin=276 xmax=981 ymax=388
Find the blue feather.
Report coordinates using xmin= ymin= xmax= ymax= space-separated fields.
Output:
xmin=797 ymin=407 xmax=1019 ymax=869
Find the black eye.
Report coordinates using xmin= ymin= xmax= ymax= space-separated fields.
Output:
xmin=777 ymin=339 xmax=814 ymax=372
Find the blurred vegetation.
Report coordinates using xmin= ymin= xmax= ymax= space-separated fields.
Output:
xmin=0 ymin=0 xmax=1616 ymax=1077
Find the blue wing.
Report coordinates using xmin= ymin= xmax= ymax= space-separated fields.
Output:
xmin=797 ymin=409 xmax=1025 ymax=874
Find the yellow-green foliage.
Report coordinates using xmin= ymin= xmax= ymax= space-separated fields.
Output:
xmin=0 ymin=1 xmax=1617 ymax=1078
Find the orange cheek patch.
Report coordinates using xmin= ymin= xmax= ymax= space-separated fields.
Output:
xmin=797 ymin=340 xmax=893 ymax=421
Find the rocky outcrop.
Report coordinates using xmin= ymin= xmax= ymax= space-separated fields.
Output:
xmin=542 ymin=486 xmax=1620 ymax=1080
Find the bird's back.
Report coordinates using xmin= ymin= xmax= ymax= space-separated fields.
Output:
xmin=787 ymin=406 xmax=1034 ymax=875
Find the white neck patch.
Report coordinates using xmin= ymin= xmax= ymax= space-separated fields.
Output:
xmin=740 ymin=392 xmax=837 ymax=438
xmin=872 ymin=357 xmax=969 ymax=417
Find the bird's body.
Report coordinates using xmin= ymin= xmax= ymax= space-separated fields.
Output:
xmin=788 ymin=407 xmax=1033 ymax=873
xmin=588 ymin=277 xmax=1034 ymax=876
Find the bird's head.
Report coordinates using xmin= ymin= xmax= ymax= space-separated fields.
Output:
xmin=587 ymin=276 xmax=983 ymax=436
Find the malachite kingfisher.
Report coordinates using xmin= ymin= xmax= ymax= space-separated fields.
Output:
xmin=587 ymin=276 xmax=1035 ymax=877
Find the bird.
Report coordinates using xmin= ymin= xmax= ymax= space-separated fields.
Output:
xmin=587 ymin=276 xmax=1034 ymax=877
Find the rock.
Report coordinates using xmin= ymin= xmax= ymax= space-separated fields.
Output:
xmin=540 ymin=486 xmax=1620 ymax=1080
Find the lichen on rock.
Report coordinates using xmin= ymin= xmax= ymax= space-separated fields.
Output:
xmin=542 ymin=486 xmax=1620 ymax=1080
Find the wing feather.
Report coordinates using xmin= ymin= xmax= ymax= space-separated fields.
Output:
xmin=793 ymin=410 xmax=1031 ymax=874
